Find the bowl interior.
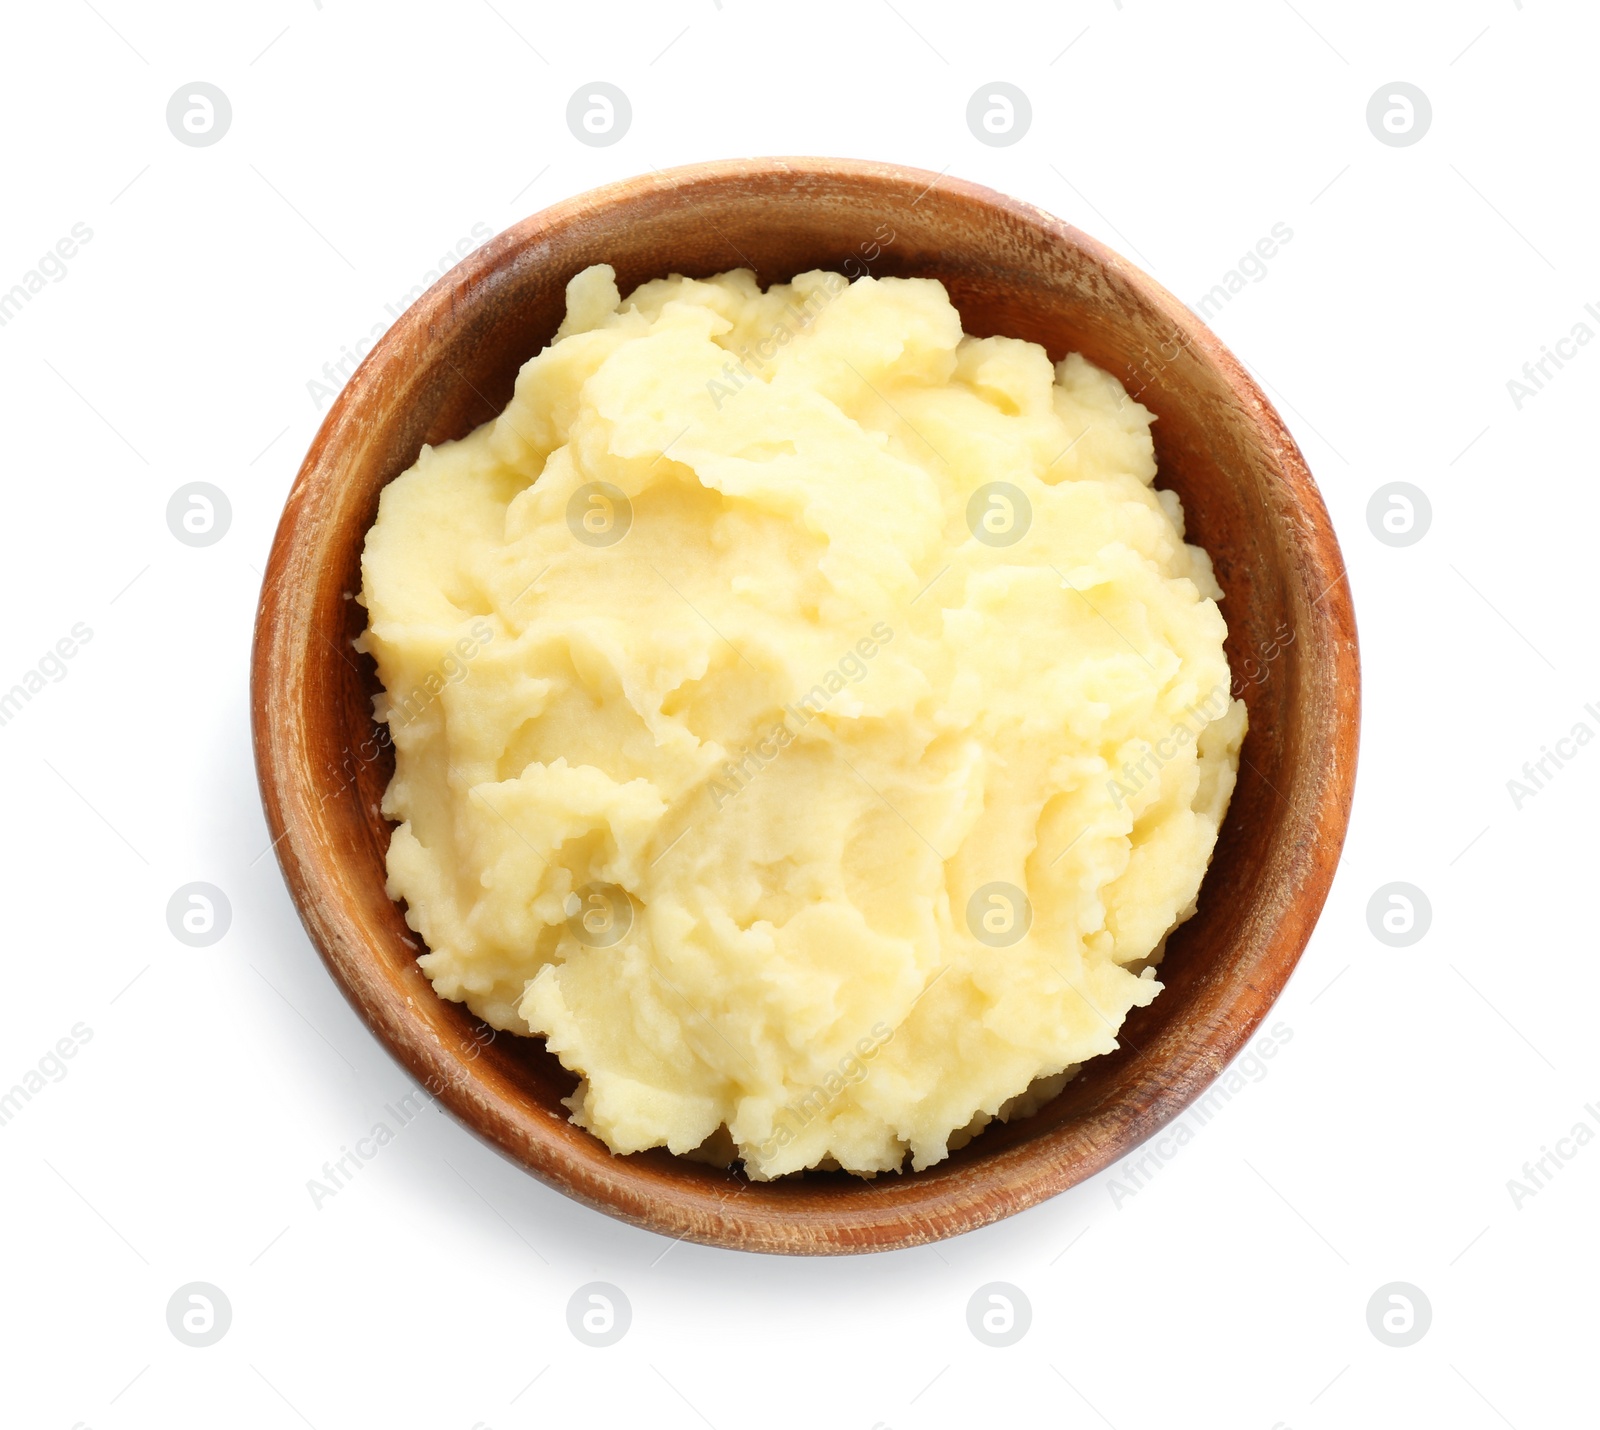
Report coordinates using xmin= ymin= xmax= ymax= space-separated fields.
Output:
xmin=253 ymin=159 xmax=1356 ymax=1254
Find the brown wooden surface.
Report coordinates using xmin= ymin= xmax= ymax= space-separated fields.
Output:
xmin=250 ymin=157 xmax=1360 ymax=1255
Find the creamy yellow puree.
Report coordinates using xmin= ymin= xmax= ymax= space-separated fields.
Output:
xmin=357 ymin=263 xmax=1245 ymax=1178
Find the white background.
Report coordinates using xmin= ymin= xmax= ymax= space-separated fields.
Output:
xmin=2 ymin=1 xmax=1593 ymax=1426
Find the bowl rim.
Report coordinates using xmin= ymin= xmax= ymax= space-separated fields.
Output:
xmin=251 ymin=155 xmax=1360 ymax=1255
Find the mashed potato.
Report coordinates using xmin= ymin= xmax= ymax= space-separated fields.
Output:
xmin=357 ymin=263 xmax=1245 ymax=1179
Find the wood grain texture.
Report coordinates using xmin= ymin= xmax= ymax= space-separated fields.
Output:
xmin=250 ymin=157 xmax=1360 ymax=1255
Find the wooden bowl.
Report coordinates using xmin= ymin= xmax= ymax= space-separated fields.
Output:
xmin=252 ymin=157 xmax=1358 ymax=1255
